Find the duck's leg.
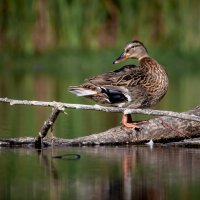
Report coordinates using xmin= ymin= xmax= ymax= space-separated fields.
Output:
xmin=121 ymin=114 xmax=140 ymax=129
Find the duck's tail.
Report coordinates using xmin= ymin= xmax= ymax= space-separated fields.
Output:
xmin=68 ymin=86 xmax=97 ymax=97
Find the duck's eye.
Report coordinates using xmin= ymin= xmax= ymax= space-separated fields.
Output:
xmin=125 ymin=48 xmax=131 ymax=53
xmin=126 ymin=46 xmax=135 ymax=53
xmin=125 ymin=45 xmax=136 ymax=53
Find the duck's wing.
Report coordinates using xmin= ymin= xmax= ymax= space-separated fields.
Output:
xmin=69 ymin=64 xmax=149 ymax=107
xmin=98 ymin=84 xmax=149 ymax=107
xmin=88 ymin=64 xmax=151 ymax=107
xmin=87 ymin=65 xmax=138 ymax=86
xmin=69 ymin=65 xmax=136 ymax=98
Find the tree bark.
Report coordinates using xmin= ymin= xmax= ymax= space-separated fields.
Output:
xmin=0 ymin=97 xmax=200 ymax=147
xmin=35 ymin=107 xmax=62 ymax=148
xmin=0 ymin=105 xmax=200 ymax=147
xmin=0 ymin=98 xmax=200 ymax=122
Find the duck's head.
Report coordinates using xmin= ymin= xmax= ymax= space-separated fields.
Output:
xmin=113 ymin=40 xmax=149 ymax=64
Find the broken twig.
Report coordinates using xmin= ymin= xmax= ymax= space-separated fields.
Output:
xmin=35 ymin=107 xmax=62 ymax=148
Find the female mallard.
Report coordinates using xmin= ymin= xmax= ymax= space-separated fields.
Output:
xmin=69 ymin=40 xmax=168 ymax=129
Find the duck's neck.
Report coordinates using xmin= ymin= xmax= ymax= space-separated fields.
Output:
xmin=138 ymin=55 xmax=150 ymax=61
xmin=138 ymin=56 xmax=159 ymax=72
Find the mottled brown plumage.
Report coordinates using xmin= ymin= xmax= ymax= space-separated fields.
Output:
xmin=69 ymin=40 xmax=169 ymax=128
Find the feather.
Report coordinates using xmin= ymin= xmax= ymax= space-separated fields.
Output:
xmin=69 ymin=86 xmax=97 ymax=96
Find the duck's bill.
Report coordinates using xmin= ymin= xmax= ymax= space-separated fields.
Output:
xmin=113 ymin=53 xmax=129 ymax=64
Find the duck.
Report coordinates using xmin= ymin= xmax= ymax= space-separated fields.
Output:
xmin=69 ymin=40 xmax=169 ymax=129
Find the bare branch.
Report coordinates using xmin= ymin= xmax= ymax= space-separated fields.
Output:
xmin=35 ymin=107 xmax=62 ymax=148
xmin=1 ymin=105 xmax=200 ymax=147
xmin=0 ymin=97 xmax=200 ymax=122
xmin=1 ymin=97 xmax=200 ymax=147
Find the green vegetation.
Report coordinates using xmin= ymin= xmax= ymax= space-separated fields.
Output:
xmin=0 ymin=2 xmax=200 ymax=199
xmin=0 ymin=0 xmax=200 ymax=53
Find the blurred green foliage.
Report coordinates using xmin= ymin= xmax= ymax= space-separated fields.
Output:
xmin=0 ymin=0 xmax=200 ymax=53
xmin=0 ymin=0 xmax=200 ymax=138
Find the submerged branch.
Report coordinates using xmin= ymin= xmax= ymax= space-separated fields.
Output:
xmin=0 ymin=97 xmax=200 ymax=122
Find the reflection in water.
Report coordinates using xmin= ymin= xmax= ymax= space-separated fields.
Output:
xmin=1 ymin=146 xmax=199 ymax=200
xmin=37 ymin=149 xmax=61 ymax=200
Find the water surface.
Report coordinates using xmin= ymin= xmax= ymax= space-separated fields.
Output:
xmin=1 ymin=146 xmax=200 ymax=200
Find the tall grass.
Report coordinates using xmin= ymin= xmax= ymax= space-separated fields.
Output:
xmin=0 ymin=0 xmax=200 ymax=53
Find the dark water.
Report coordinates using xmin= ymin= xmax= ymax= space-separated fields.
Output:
xmin=0 ymin=50 xmax=200 ymax=199
xmin=1 ymin=146 xmax=200 ymax=200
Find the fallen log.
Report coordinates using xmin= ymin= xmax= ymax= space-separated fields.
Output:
xmin=0 ymin=97 xmax=200 ymax=147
